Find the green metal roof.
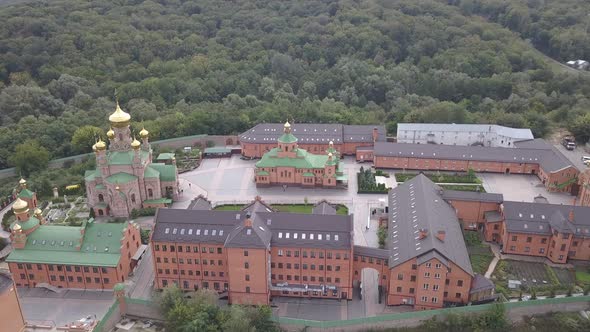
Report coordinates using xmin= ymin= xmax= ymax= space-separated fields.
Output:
xmin=6 ymin=220 xmax=130 ymax=267
xmin=204 ymin=147 xmax=232 ymax=154
xmin=114 ymin=283 xmax=125 ymax=291
xmin=85 ymin=169 xmax=100 ymax=181
xmin=18 ymin=188 xmax=35 ymax=199
xmin=148 ymin=163 xmax=177 ymax=182
xmin=156 ymin=153 xmax=175 ymax=160
xmin=107 ymin=150 xmax=149 ymax=165
xmin=336 ymin=174 xmax=347 ymax=181
xmin=105 ymin=172 xmax=138 ymax=184
xmin=143 ymin=198 xmax=172 ymax=204
xmin=95 ymin=184 xmax=105 ymax=190
xmin=278 ymin=133 xmax=298 ymax=143
xmin=256 ymin=171 xmax=269 ymax=176
xmin=144 ymin=166 xmax=160 ymax=178
xmin=303 ymin=172 xmax=315 ymax=177
xmin=255 ymin=147 xmax=329 ymax=169
xmin=11 ymin=217 xmax=40 ymax=232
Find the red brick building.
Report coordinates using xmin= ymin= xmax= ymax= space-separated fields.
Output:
xmin=151 ymin=178 xmax=490 ymax=309
xmin=6 ymin=192 xmax=141 ymax=290
xmin=0 ymin=272 xmax=26 ymax=332
xmin=240 ymin=123 xmax=386 ymax=158
xmin=362 ymin=139 xmax=578 ymax=193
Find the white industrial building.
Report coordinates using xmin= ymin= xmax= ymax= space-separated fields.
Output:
xmin=396 ymin=123 xmax=534 ymax=148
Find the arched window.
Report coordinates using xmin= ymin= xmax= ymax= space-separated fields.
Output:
xmin=148 ymin=188 xmax=153 ymax=198
xmin=119 ymin=134 xmax=123 ymax=141
xmin=131 ymin=193 xmax=136 ymax=204
xmin=98 ymin=209 xmax=104 ymax=216
xmin=98 ymin=194 xmax=104 ymax=202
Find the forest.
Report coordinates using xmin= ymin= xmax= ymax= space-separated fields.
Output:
xmin=0 ymin=0 xmax=590 ymax=170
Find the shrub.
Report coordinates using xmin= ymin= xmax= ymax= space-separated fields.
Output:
xmin=140 ymin=229 xmax=151 ymax=244
xmin=131 ymin=207 xmax=157 ymax=219
xmin=378 ymin=225 xmax=387 ymax=249
xmin=531 ymin=287 xmax=537 ymax=300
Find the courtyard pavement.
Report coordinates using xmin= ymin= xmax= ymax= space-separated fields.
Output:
xmin=18 ymin=288 xmax=113 ymax=327
xmin=479 ymin=173 xmax=575 ymax=204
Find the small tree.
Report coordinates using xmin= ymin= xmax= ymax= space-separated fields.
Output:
xmin=549 ymin=287 xmax=556 ymax=298
xmin=566 ymin=285 xmax=573 ymax=297
xmin=518 ymin=290 xmax=523 ymax=301
xmin=583 ymin=285 xmax=590 ymax=295
xmin=530 ymin=287 xmax=537 ymax=300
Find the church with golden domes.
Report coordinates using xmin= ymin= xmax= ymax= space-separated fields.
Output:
xmin=84 ymin=102 xmax=179 ymax=218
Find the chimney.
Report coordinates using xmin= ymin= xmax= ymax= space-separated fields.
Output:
xmin=436 ymin=230 xmax=446 ymax=242
xmin=372 ymin=127 xmax=379 ymax=142
xmin=419 ymin=228 xmax=428 ymax=240
xmin=569 ymin=209 xmax=575 ymax=223
xmin=244 ymin=212 xmax=252 ymax=227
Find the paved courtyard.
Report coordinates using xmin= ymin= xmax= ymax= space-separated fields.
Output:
xmin=479 ymin=173 xmax=575 ymax=204
xmin=18 ymin=288 xmax=113 ymax=327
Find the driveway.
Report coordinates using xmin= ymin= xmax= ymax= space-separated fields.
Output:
xmin=479 ymin=173 xmax=574 ymax=204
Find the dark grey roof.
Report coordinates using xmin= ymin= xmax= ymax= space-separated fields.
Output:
xmin=187 ymin=195 xmax=212 ymax=210
xmin=470 ymin=274 xmax=494 ymax=294
xmin=241 ymin=199 xmax=275 ymax=213
xmin=374 ymin=140 xmax=575 ymax=173
xmin=0 ymin=272 xmax=14 ymax=293
xmin=257 ymin=212 xmax=353 ymax=250
xmin=416 ymin=250 xmax=449 ymax=268
xmin=387 ymin=174 xmax=473 ymax=275
xmin=239 ymin=123 xmax=386 ymax=144
xmin=549 ymin=211 xmax=575 ymax=234
xmin=513 ymin=138 xmax=552 ymax=149
xmin=152 ymin=209 xmax=241 ymax=244
xmin=353 ymin=245 xmax=390 ymax=259
xmin=224 ymin=214 xmax=272 ymax=249
xmin=152 ymin=205 xmax=353 ymax=250
xmin=442 ymin=190 xmax=503 ymax=203
xmin=484 ymin=211 xmax=503 ymax=223
xmin=502 ymin=201 xmax=590 ymax=237
xmin=342 ymin=125 xmax=387 ymax=142
xmin=312 ymin=200 xmax=337 ymax=215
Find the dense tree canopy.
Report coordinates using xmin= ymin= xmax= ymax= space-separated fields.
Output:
xmin=0 ymin=0 xmax=589 ymax=169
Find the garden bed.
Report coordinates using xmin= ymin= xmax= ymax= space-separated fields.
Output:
xmin=214 ymin=204 xmax=348 ymax=215
xmin=440 ymin=184 xmax=486 ymax=192
xmin=394 ymin=170 xmax=481 ymax=184
xmin=357 ymin=166 xmax=388 ymax=194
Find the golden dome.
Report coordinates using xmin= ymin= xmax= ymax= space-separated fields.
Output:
xmin=106 ymin=128 xmax=115 ymax=139
xmin=131 ymin=137 xmax=141 ymax=150
xmin=328 ymin=152 xmax=333 ymax=158
xmin=115 ymin=185 xmax=120 ymax=191
xmin=95 ymin=138 xmax=107 ymax=151
xmin=329 ymin=140 xmax=334 ymax=146
xmin=109 ymin=101 xmax=131 ymax=127
xmin=34 ymin=208 xmax=42 ymax=216
xmin=13 ymin=223 xmax=21 ymax=232
xmin=284 ymin=121 xmax=291 ymax=128
xmin=139 ymin=127 xmax=149 ymax=138
xmin=13 ymin=198 xmax=29 ymax=214
xmin=19 ymin=178 xmax=27 ymax=185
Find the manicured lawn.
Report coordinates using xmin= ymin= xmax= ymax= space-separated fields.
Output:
xmin=440 ymin=184 xmax=486 ymax=192
xmin=212 ymin=204 xmax=243 ymax=211
xmin=214 ymin=204 xmax=349 ymax=215
xmin=272 ymin=204 xmax=313 ymax=214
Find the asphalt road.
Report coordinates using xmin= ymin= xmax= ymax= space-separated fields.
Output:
xmin=128 ymin=246 xmax=155 ymax=300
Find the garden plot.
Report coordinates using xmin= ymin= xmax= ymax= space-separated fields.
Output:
xmin=504 ymin=260 xmax=574 ymax=287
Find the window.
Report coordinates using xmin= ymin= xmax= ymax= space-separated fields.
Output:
xmin=539 ymin=248 xmax=545 ymax=254
xmin=512 ymin=235 xmax=517 ymax=241
xmin=51 ymin=276 xmax=57 ymax=281
xmin=246 ymin=287 xmax=250 ymax=293
xmin=421 ymin=296 xmax=428 ymax=302
xmin=526 ymin=237 xmax=532 ymax=243
xmin=541 ymin=238 xmax=547 ymax=244
xmin=244 ymin=250 xmax=248 ymax=256
xmin=423 ymin=284 xmax=429 ymax=290
xmin=104 ymin=278 xmax=110 ymax=284
xmin=411 ymin=264 xmax=417 ymax=270
xmin=433 ymin=285 xmax=439 ymax=291
xmin=425 ymin=263 xmax=431 ymax=268
xmin=457 ymin=280 xmax=463 ymax=287
xmin=77 ymin=276 xmax=83 ymax=282
xmin=244 ymin=262 xmax=249 ymax=269
xmin=510 ymin=246 xmax=516 ymax=251
xmin=245 ymin=275 xmax=250 ymax=281
xmin=424 ymin=272 xmax=430 ymax=278
xmin=397 ymin=273 xmax=403 ymax=280
xmin=455 ymin=293 xmax=461 ymax=299
xmin=396 ymin=286 xmax=402 ymax=293
xmin=434 ymin=273 xmax=440 ymax=279
xmin=278 ymin=250 xmax=283 ymax=256
xmin=560 ymin=244 xmax=566 ymax=251
xmin=435 ymin=263 xmax=441 ymax=269
xmin=432 ymin=297 xmax=438 ymax=304
xmin=410 ymin=275 xmax=416 ymax=282
xmin=94 ymin=277 xmax=100 ymax=284
xmin=524 ymin=247 xmax=530 ymax=253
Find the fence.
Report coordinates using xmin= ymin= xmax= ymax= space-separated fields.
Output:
xmin=0 ymin=134 xmax=239 ymax=179
xmin=273 ymin=295 xmax=590 ymax=331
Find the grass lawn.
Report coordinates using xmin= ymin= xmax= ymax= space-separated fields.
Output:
xmin=470 ymin=253 xmax=494 ymax=275
xmin=575 ymin=269 xmax=590 ymax=285
xmin=440 ymin=184 xmax=486 ymax=192
xmin=214 ymin=204 xmax=349 ymax=215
